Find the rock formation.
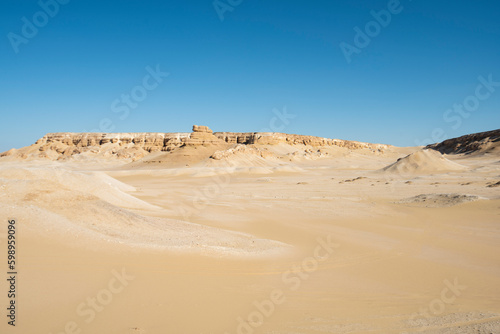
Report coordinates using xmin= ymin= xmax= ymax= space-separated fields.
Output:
xmin=192 ymin=125 xmax=213 ymax=133
xmin=0 ymin=125 xmax=391 ymax=162
xmin=426 ymin=129 xmax=500 ymax=154
xmin=210 ymin=145 xmax=273 ymax=160
xmin=186 ymin=125 xmax=225 ymax=146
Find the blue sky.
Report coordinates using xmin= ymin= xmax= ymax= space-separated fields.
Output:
xmin=1 ymin=0 xmax=499 ymax=151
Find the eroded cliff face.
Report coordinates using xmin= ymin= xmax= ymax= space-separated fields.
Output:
xmin=36 ymin=132 xmax=192 ymax=152
xmin=1 ymin=125 xmax=390 ymax=162
xmin=426 ymin=129 xmax=500 ymax=155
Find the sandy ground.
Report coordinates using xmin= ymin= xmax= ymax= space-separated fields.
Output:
xmin=0 ymin=145 xmax=499 ymax=333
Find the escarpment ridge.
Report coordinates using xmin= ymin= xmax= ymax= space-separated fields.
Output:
xmin=0 ymin=125 xmax=391 ymax=162
xmin=426 ymin=129 xmax=500 ymax=155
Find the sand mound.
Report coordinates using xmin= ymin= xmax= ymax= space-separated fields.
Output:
xmin=128 ymin=144 xmax=229 ymax=168
xmin=0 ymin=166 xmax=155 ymax=210
xmin=381 ymin=149 xmax=467 ymax=174
xmin=210 ymin=145 xmax=273 ymax=160
xmin=396 ymin=193 xmax=482 ymax=207
xmin=201 ymin=145 xmax=284 ymax=169
xmin=0 ymin=166 xmax=287 ymax=256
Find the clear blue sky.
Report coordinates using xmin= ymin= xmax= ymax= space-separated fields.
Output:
xmin=1 ymin=0 xmax=499 ymax=151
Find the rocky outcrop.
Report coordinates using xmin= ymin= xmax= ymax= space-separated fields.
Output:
xmin=213 ymin=131 xmax=387 ymax=150
xmin=192 ymin=125 xmax=213 ymax=133
xmin=210 ymin=145 xmax=273 ymax=160
xmin=1 ymin=125 xmax=391 ymax=162
xmin=34 ymin=132 xmax=191 ymax=152
xmin=185 ymin=125 xmax=225 ymax=146
xmin=426 ymin=129 xmax=500 ymax=154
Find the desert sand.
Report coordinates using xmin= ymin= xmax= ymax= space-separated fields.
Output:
xmin=0 ymin=127 xmax=499 ymax=333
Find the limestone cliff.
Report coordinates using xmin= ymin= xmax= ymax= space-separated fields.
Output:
xmin=0 ymin=125 xmax=390 ymax=162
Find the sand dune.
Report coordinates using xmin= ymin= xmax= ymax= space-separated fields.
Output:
xmin=0 ymin=165 xmax=288 ymax=256
xmin=381 ymin=149 xmax=468 ymax=174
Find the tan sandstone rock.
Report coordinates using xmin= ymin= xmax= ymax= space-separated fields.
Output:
xmin=0 ymin=125 xmax=392 ymax=162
